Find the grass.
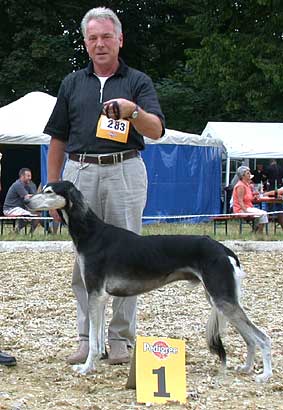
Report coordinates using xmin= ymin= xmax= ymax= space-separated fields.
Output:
xmin=143 ymin=221 xmax=283 ymax=241
xmin=0 ymin=220 xmax=282 ymax=241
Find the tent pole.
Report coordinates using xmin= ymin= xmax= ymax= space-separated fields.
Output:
xmin=223 ymin=156 xmax=231 ymax=214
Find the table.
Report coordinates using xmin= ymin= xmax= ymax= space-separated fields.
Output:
xmin=253 ymin=196 xmax=283 ymax=205
xmin=253 ymin=196 xmax=283 ymax=233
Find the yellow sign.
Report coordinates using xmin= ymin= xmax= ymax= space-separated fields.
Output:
xmin=136 ymin=335 xmax=186 ymax=405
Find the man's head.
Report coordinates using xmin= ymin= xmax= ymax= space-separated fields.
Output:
xmin=257 ymin=163 xmax=264 ymax=171
xmin=19 ymin=168 xmax=32 ymax=184
xmin=81 ymin=7 xmax=123 ymax=72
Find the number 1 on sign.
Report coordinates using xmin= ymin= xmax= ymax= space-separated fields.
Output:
xmin=153 ymin=366 xmax=170 ymax=398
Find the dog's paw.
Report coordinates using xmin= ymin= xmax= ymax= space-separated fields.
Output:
xmin=255 ymin=371 xmax=272 ymax=383
xmin=72 ymin=363 xmax=96 ymax=375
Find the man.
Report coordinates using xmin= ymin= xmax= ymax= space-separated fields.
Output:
xmin=266 ymin=159 xmax=283 ymax=190
xmin=44 ymin=7 xmax=165 ymax=365
xmin=252 ymin=163 xmax=267 ymax=186
xmin=3 ymin=168 xmax=39 ymax=232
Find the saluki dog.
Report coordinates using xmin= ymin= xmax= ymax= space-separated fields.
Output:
xmin=25 ymin=181 xmax=272 ymax=382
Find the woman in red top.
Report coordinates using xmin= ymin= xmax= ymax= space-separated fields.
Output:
xmin=233 ymin=166 xmax=268 ymax=233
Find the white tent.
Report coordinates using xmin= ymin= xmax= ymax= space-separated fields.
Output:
xmin=201 ymin=122 xmax=283 ymax=158
xmin=201 ymin=121 xmax=283 ymax=185
xmin=0 ymin=91 xmax=56 ymax=145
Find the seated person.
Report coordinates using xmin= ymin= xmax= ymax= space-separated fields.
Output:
xmin=3 ymin=168 xmax=39 ymax=232
xmin=263 ymin=186 xmax=283 ymax=230
xmin=232 ymin=166 xmax=268 ymax=233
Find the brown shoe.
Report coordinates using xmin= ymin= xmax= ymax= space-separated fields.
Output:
xmin=108 ymin=341 xmax=130 ymax=365
xmin=67 ymin=340 xmax=89 ymax=365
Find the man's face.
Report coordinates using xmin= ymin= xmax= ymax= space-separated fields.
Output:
xmin=84 ymin=18 xmax=123 ymax=69
xmin=21 ymin=171 xmax=32 ymax=184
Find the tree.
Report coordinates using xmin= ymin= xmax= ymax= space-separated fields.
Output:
xmin=181 ymin=0 xmax=283 ymax=130
xmin=0 ymin=0 xmax=190 ymax=106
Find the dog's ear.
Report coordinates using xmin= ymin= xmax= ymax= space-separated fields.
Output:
xmin=57 ymin=209 xmax=66 ymax=224
xmin=67 ymin=185 xmax=80 ymax=210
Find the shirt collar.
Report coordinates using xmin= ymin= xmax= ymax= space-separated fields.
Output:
xmin=86 ymin=57 xmax=128 ymax=77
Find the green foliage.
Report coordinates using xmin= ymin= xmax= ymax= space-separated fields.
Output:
xmin=0 ymin=0 xmax=282 ymax=132
xmin=181 ymin=0 xmax=283 ymax=126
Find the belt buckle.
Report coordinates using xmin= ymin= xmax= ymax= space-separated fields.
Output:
xmin=97 ymin=152 xmax=122 ymax=165
xmin=97 ymin=153 xmax=110 ymax=165
xmin=97 ymin=154 xmax=104 ymax=165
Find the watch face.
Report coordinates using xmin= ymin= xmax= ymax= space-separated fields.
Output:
xmin=131 ymin=110 xmax=138 ymax=119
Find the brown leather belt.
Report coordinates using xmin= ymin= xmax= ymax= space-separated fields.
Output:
xmin=69 ymin=150 xmax=138 ymax=165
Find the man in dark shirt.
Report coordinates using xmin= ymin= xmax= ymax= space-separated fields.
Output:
xmin=3 ymin=168 xmax=38 ymax=232
xmin=266 ymin=159 xmax=283 ymax=190
xmin=45 ymin=7 xmax=165 ymax=365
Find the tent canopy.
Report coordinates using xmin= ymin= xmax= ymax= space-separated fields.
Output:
xmin=0 ymin=91 xmax=56 ymax=145
xmin=201 ymin=122 xmax=283 ymax=159
xmin=144 ymin=128 xmax=222 ymax=148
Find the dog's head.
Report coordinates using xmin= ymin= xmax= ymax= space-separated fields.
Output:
xmin=25 ymin=181 xmax=78 ymax=212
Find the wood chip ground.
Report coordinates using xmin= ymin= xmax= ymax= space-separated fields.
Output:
xmin=0 ymin=249 xmax=282 ymax=410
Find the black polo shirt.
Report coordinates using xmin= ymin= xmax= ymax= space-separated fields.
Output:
xmin=44 ymin=59 xmax=165 ymax=154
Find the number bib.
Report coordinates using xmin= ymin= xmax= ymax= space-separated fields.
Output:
xmin=96 ymin=115 xmax=130 ymax=143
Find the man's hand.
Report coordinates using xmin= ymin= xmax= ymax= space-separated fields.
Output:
xmin=103 ymin=98 xmax=136 ymax=120
xmin=49 ymin=209 xmax=62 ymax=222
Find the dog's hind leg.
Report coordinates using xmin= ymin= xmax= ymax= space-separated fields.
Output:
xmin=217 ymin=301 xmax=272 ymax=383
xmin=202 ymin=254 xmax=272 ymax=382
xmin=73 ymin=291 xmax=109 ymax=375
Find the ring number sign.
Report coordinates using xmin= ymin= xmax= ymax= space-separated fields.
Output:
xmin=136 ymin=335 xmax=186 ymax=404
xmin=96 ymin=115 xmax=130 ymax=143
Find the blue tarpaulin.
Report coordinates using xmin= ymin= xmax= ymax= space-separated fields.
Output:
xmin=141 ymin=143 xmax=222 ymax=223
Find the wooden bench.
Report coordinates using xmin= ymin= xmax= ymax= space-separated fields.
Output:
xmin=211 ymin=214 xmax=257 ymax=235
xmin=0 ymin=216 xmax=54 ymax=235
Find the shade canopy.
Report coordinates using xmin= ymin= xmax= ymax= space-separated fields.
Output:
xmin=201 ymin=122 xmax=283 ymax=159
xmin=0 ymin=91 xmax=56 ymax=145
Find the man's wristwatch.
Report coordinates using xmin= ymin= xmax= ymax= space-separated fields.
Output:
xmin=129 ymin=104 xmax=140 ymax=119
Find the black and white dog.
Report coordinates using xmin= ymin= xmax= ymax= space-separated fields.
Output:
xmin=25 ymin=181 xmax=272 ymax=382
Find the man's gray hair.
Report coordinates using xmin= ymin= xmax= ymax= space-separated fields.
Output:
xmin=81 ymin=7 xmax=122 ymax=38
xmin=236 ymin=165 xmax=250 ymax=180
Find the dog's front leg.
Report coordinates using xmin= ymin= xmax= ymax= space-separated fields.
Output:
xmin=73 ymin=293 xmax=106 ymax=375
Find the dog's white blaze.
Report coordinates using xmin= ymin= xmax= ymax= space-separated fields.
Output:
xmin=77 ymin=253 xmax=86 ymax=286
xmin=228 ymin=256 xmax=245 ymax=301
xmin=62 ymin=209 xmax=69 ymax=225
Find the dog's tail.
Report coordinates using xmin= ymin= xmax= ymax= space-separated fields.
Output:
xmin=206 ymin=305 xmax=227 ymax=365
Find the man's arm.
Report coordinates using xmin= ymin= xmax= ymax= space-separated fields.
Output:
xmin=47 ymin=138 xmax=67 ymax=182
xmin=103 ymin=98 xmax=163 ymax=140
xmin=236 ymin=186 xmax=247 ymax=212
xmin=129 ymin=107 xmax=162 ymax=140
